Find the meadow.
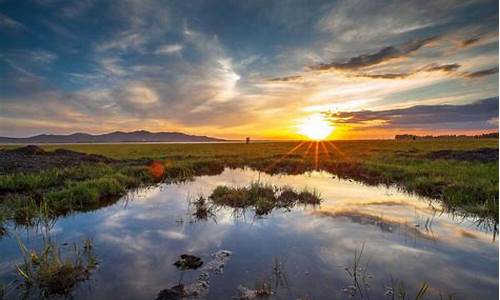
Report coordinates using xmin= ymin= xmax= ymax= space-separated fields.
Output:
xmin=0 ymin=139 xmax=498 ymax=227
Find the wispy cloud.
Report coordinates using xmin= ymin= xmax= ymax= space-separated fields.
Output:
xmin=98 ymin=58 xmax=128 ymax=76
xmin=354 ymin=63 xmax=461 ymax=79
xmin=461 ymin=36 xmax=481 ymax=47
xmin=464 ymin=67 xmax=499 ymax=78
xmin=155 ymin=43 xmax=183 ymax=55
xmin=266 ymin=75 xmax=304 ymax=82
xmin=0 ymin=12 xmax=25 ymax=30
xmin=310 ymin=37 xmax=437 ymax=71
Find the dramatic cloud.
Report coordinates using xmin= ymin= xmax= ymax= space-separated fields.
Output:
xmin=310 ymin=37 xmax=437 ymax=71
xmin=0 ymin=0 xmax=498 ymax=138
xmin=327 ymin=97 xmax=499 ymax=129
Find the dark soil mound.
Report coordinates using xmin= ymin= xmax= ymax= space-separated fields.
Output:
xmin=425 ymin=148 xmax=498 ymax=163
xmin=6 ymin=145 xmax=47 ymax=155
xmin=0 ymin=145 xmax=116 ymax=174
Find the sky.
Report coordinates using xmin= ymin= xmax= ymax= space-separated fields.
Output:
xmin=0 ymin=0 xmax=498 ymax=140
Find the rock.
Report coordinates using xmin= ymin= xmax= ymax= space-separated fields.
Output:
xmin=236 ymin=284 xmax=272 ymax=299
xmin=173 ymin=254 xmax=203 ymax=270
xmin=201 ymin=250 xmax=232 ymax=274
xmin=157 ymin=250 xmax=232 ymax=300
xmin=237 ymin=285 xmax=258 ymax=300
xmin=155 ymin=284 xmax=186 ymax=300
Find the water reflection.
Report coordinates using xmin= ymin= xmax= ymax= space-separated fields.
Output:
xmin=0 ymin=168 xmax=497 ymax=299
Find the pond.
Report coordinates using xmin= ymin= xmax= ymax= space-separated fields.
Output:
xmin=0 ymin=168 xmax=498 ymax=299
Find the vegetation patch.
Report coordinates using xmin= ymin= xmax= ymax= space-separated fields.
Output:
xmin=0 ymin=139 xmax=497 ymax=226
xmin=209 ymin=182 xmax=321 ymax=216
xmin=424 ymin=147 xmax=498 ymax=162
xmin=15 ymin=238 xmax=98 ymax=298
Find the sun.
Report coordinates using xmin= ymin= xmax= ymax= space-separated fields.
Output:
xmin=298 ymin=114 xmax=334 ymax=140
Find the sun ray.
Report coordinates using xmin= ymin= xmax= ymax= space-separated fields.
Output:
xmin=314 ymin=141 xmax=319 ymax=170
xmin=263 ymin=141 xmax=306 ymax=173
xmin=301 ymin=141 xmax=314 ymax=161
xmin=319 ymin=141 xmax=330 ymax=160
xmin=325 ymin=141 xmax=349 ymax=160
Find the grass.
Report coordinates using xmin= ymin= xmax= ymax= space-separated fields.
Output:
xmin=15 ymin=237 xmax=98 ymax=298
xmin=209 ymin=182 xmax=321 ymax=216
xmin=0 ymin=139 xmax=497 ymax=225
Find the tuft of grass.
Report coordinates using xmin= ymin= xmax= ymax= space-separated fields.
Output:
xmin=209 ymin=182 xmax=321 ymax=216
xmin=385 ymin=279 xmax=430 ymax=300
xmin=15 ymin=237 xmax=98 ymax=298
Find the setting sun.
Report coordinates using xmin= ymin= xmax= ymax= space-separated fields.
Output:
xmin=298 ymin=114 xmax=334 ymax=140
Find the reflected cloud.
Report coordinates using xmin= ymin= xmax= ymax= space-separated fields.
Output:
xmin=312 ymin=210 xmax=435 ymax=240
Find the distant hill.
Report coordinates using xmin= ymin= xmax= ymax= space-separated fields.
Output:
xmin=0 ymin=130 xmax=225 ymax=143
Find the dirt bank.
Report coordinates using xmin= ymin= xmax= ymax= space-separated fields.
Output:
xmin=0 ymin=145 xmax=116 ymax=174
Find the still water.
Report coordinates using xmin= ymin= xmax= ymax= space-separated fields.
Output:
xmin=1 ymin=168 xmax=498 ymax=299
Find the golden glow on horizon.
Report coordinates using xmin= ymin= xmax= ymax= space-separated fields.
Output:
xmin=298 ymin=114 xmax=334 ymax=140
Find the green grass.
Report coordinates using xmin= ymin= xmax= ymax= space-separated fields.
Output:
xmin=15 ymin=237 xmax=97 ymax=298
xmin=209 ymin=182 xmax=321 ymax=216
xmin=0 ymin=139 xmax=498 ymax=224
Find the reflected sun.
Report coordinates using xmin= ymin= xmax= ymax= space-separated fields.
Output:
xmin=298 ymin=114 xmax=334 ymax=140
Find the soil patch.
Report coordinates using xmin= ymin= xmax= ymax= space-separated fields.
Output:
xmin=0 ymin=145 xmax=116 ymax=174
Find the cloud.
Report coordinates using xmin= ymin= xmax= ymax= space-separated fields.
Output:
xmin=40 ymin=19 xmax=78 ymax=40
xmin=316 ymin=0 xmax=481 ymax=43
xmin=155 ymin=43 xmax=183 ymax=55
xmin=461 ymin=36 xmax=481 ymax=47
xmin=1 ymin=0 xmax=498 ymax=139
xmin=355 ymin=73 xmax=411 ymax=79
xmin=0 ymin=12 xmax=25 ymax=30
xmin=93 ymin=0 xmax=171 ymax=54
xmin=421 ymin=63 xmax=460 ymax=73
xmin=266 ymin=75 xmax=304 ymax=82
xmin=95 ymin=31 xmax=147 ymax=53
xmin=326 ymin=97 xmax=499 ymax=129
xmin=120 ymin=83 xmax=159 ymax=105
xmin=99 ymin=58 xmax=128 ymax=76
xmin=29 ymin=50 xmax=58 ymax=64
xmin=464 ymin=67 xmax=499 ymax=78
xmin=354 ymin=63 xmax=461 ymax=79
xmin=310 ymin=37 xmax=437 ymax=71
xmin=1 ymin=49 xmax=58 ymax=65
xmin=60 ymin=0 xmax=94 ymax=18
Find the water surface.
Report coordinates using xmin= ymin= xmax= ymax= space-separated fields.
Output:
xmin=1 ymin=168 xmax=497 ymax=299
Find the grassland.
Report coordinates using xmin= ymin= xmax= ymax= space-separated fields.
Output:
xmin=0 ymin=139 xmax=498 ymax=226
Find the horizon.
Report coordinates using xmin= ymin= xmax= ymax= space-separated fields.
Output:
xmin=1 ymin=128 xmax=498 ymax=142
xmin=1 ymin=1 xmax=499 ymax=140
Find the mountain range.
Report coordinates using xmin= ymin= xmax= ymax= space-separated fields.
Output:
xmin=0 ymin=130 xmax=225 ymax=143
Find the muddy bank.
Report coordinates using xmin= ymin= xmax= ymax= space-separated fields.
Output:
xmin=0 ymin=145 xmax=116 ymax=174
xmin=425 ymin=148 xmax=498 ymax=162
